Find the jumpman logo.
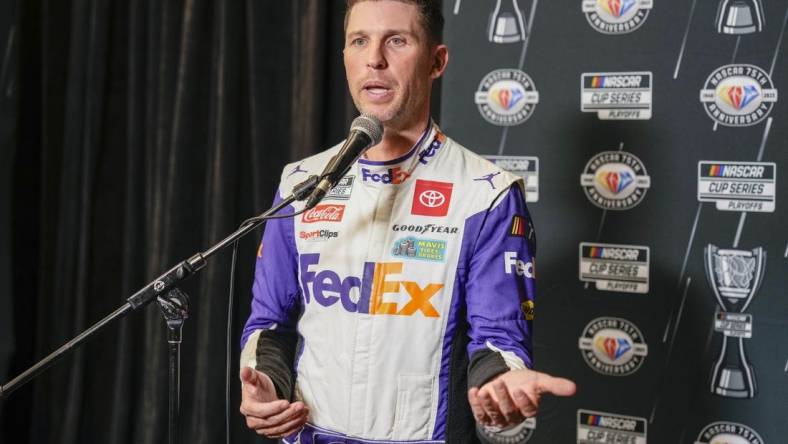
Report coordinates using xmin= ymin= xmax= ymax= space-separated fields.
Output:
xmin=287 ymin=163 xmax=308 ymax=177
xmin=474 ymin=171 xmax=501 ymax=189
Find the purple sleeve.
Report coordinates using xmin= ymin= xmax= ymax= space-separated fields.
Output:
xmin=240 ymin=190 xmax=301 ymax=349
xmin=465 ymin=184 xmax=535 ymax=370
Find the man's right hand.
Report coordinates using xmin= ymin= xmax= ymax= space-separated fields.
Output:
xmin=239 ymin=367 xmax=309 ymax=438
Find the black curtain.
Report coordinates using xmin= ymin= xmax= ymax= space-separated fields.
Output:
xmin=2 ymin=1 xmax=356 ymax=443
xmin=0 ymin=0 xmax=17 ymax=424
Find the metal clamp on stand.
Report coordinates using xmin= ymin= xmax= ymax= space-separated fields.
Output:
xmin=158 ymin=288 xmax=190 ymax=444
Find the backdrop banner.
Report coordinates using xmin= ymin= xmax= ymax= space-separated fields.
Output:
xmin=442 ymin=1 xmax=788 ymax=443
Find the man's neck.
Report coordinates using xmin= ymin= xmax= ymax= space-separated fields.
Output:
xmin=363 ymin=119 xmax=430 ymax=162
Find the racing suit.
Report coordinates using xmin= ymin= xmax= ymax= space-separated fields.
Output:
xmin=241 ymin=122 xmax=536 ymax=443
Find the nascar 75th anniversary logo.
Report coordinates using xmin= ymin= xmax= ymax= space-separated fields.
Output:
xmin=700 ymin=64 xmax=777 ymax=127
xmin=579 ymin=242 xmax=650 ymax=293
xmin=697 ymin=161 xmax=776 ymax=212
xmin=577 ymin=410 xmax=647 ymax=444
xmin=578 ymin=317 xmax=648 ymax=376
xmin=580 ymin=151 xmax=651 ymax=210
xmin=581 ymin=72 xmax=652 ymax=120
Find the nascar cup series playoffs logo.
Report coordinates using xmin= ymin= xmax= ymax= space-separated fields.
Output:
xmin=577 ymin=410 xmax=647 ymax=444
xmin=700 ymin=64 xmax=778 ymax=127
xmin=475 ymin=69 xmax=539 ymax=126
xmin=695 ymin=421 xmax=764 ymax=444
xmin=581 ymin=151 xmax=651 ymax=210
xmin=578 ymin=317 xmax=648 ymax=376
xmin=582 ymin=0 xmax=653 ymax=34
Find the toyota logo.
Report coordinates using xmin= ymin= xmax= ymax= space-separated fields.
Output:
xmin=419 ymin=190 xmax=445 ymax=208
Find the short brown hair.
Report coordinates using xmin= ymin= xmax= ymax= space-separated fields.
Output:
xmin=344 ymin=0 xmax=444 ymax=44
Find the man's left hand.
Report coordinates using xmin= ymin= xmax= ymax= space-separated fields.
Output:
xmin=468 ymin=369 xmax=576 ymax=428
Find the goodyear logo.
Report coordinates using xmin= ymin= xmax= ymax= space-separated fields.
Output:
xmin=299 ymin=254 xmax=441 ymax=317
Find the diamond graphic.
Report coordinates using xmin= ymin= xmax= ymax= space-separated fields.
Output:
xmin=719 ymin=85 xmax=759 ymax=110
xmin=493 ymin=87 xmax=524 ymax=110
xmin=597 ymin=171 xmax=634 ymax=194
xmin=599 ymin=0 xmax=635 ymax=18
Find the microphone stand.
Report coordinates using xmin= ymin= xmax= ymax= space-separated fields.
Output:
xmin=0 ymin=175 xmax=320 ymax=444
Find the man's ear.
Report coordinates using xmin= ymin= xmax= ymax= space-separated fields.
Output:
xmin=430 ymin=44 xmax=449 ymax=79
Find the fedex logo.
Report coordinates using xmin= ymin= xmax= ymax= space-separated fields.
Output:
xmin=417 ymin=132 xmax=446 ymax=165
xmin=505 ymin=252 xmax=534 ymax=278
xmin=361 ymin=167 xmax=410 ymax=184
xmin=299 ymin=253 xmax=441 ymax=317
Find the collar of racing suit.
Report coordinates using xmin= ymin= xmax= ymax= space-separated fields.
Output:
xmin=357 ymin=121 xmax=446 ymax=189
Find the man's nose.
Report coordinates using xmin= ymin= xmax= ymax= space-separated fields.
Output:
xmin=366 ymin=42 xmax=387 ymax=69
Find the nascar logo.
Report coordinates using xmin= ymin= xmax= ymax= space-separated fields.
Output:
xmin=697 ymin=161 xmax=776 ymax=212
xmin=700 ymin=64 xmax=778 ymax=127
xmin=580 ymin=151 xmax=651 ymax=210
xmin=577 ymin=410 xmax=647 ymax=444
xmin=581 ymin=72 xmax=652 ymax=120
xmin=580 ymin=242 xmax=650 ymax=295
xmin=582 ymin=0 xmax=653 ymax=34
xmin=475 ymin=69 xmax=540 ymax=126
xmin=579 ymin=317 xmax=648 ymax=376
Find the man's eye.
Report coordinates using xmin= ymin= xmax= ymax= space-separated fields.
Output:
xmin=389 ymin=37 xmax=405 ymax=46
xmin=351 ymin=38 xmax=366 ymax=46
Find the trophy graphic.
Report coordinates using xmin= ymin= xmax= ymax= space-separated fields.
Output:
xmin=704 ymin=244 xmax=765 ymax=398
xmin=488 ymin=0 xmax=528 ymax=43
xmin=715 ymin=0 xmax=765 ymax=35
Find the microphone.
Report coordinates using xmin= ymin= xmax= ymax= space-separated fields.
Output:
xmin=305 ymin=114 xmax=383 ymax=208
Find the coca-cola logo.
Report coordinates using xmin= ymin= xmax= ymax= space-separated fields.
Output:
xmin=302 ymin=205 xmax=346 ymax=223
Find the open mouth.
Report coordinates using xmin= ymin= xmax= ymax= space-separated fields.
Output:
xmin=363 ymin=81 xmax=393 ymax=98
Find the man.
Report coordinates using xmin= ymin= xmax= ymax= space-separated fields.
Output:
xmin=239 ymin=1 xmax=576 ymax=442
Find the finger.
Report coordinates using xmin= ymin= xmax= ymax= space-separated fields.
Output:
xmin=240 ymin=367 xmax=274 ymax=401
xmin=259 ymin=409 xmax=310 ymax=438
xmin=478 ymin=388 xmax=504 ymax=426
xmin=262 ymin=402 xmax=307 ymax=428
xmin=468 ymin=388 xmax=491 ymax=425
xmin=492 ymin=380 xmax=521 ymax=423
xmin=511 ymin=387 xmax=538 ymax=417
xmin=245 ymin=402 xmax=305 ymax=429
xmin=240 ymin=398 xmax=290 ymax=419
xmin=537 ymin=375 xmax=577 ymax=397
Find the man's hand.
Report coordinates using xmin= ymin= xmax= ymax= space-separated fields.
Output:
xmin=239 ymin=367 xmax=309 ymax=438
xmin=468 ymin=368 xmax=576 ymax=428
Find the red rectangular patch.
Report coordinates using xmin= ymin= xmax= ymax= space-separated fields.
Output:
xmin=302 ymin=204 xmax=345 ymax=223
xmin=411 ymin=180 xmax=453 ymax=217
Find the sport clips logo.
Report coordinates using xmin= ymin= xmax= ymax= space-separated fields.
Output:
xmin=299 ymin=254 xmax=442 ymax=317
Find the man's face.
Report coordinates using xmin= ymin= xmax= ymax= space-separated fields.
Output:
xmin=343 ymin=1 xmax=445 ymax=129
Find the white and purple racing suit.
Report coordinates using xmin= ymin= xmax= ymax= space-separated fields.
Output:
xmin=241 ymin=122 xmax=536 ymax=443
